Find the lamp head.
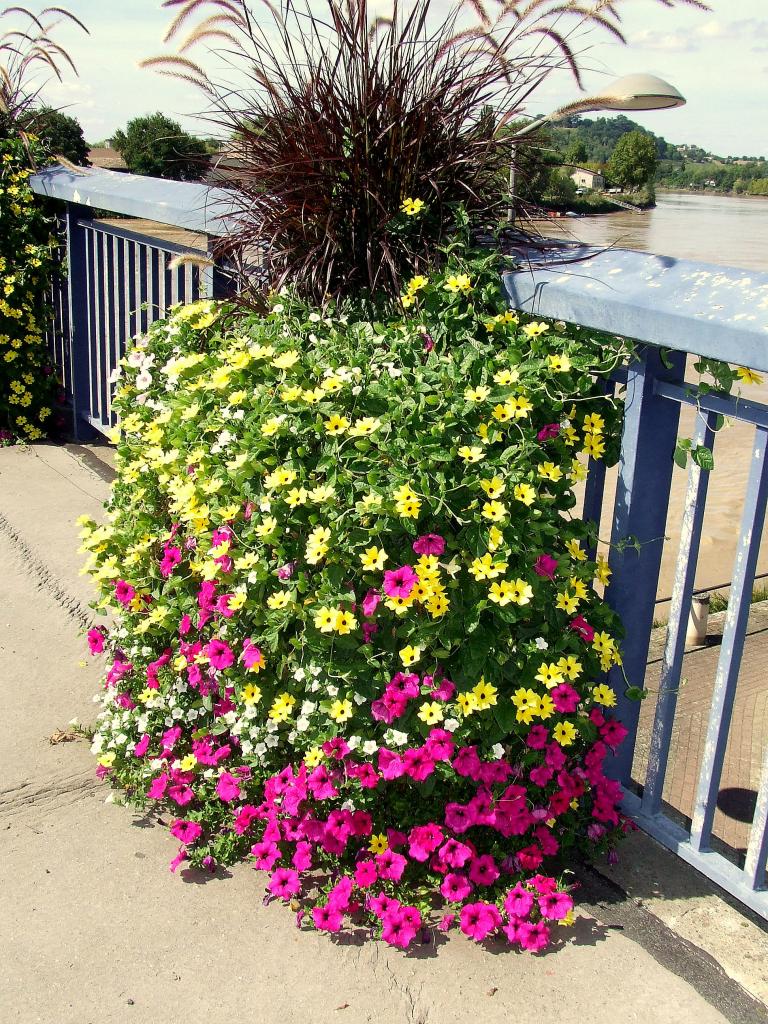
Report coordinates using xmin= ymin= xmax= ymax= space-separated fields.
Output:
xmin=595 ymin=73 xmax=686 ymax=111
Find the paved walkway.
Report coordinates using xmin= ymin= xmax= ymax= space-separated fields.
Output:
xmin=1 ymin=443 xmax=767 ymax=1024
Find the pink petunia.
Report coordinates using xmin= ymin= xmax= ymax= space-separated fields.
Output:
xmin=114 ymin=580 xmax=136 ymax=607
xmin=381 ymin=907 xmax=421 ymax=949
xmin=362 ymin=589 xmax=381 ymax=617
xmin=440 ymin=872 xmax=473 ymax=902
xmin=537 ymin=423 xmax=560 ymax=441
xmin=87 ymin=627 xmax=105 ymax=655
xmin=412 ymin=534 xmax=445 ymax=556
xmin=268 ymin=867 xmax=301 ymax=901
xmin=216 ymin=772 xmax=241 ymax=803
xmin=375 ymin=849 xmax=408 ymax=882
xmin=312 ymin=904 xmax=344 ymax=933
xmin=533 ymin=553 xmax=558 ymax=579
xmin=355 ymin=860 xmax=378 ymax=888
xmin=233 ymin=804 xmax=260 ymax=835
xmin=569 ymin=615 xmax=595 ymax=642
xmin=242 ymin=639 xmax=264 ymax=671
xmin=368 ymin=892 xmax=400 ymax=920
xmin=526 ymin=725 xmax=549 ymax=749
xmin=170 ymin=819 xmax=203 ymax=845
xmin=468 ymin=854 xmax=499 ymax=887
xmin=517 ymin=920 xmax=551 ymax=952
xmin=408 ymin=823 xmax=443 ymax=862
xmin=206 ymin=638 xmax=234 ymax=671
xmin=251 ymin=840 xmax=281 ymax=872
xmin=382 ymin=565 xmax=417 ymax=599
xmin=504 ymin=884 xmax=534 ymax=918
xmin=133 ymin=734 xmax=150 ymax=758
xmin=438 ymin=838 xmax=472 ymax=869
xmin=459 ymin=902 xmax=502 ymax=942
xmin=425 ymin=729 xmax=455 ymax=761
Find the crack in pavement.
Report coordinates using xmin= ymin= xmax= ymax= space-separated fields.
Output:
xmin=0 ymin=771 xmax=100 ymax=819
xmin=0 ymin=511 xmax=93 ymax=631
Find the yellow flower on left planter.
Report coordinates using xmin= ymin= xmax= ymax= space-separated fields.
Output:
xmin=399 ymin=644 xmax=421 ymax=667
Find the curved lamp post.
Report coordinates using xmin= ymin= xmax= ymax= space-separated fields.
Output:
xmin=507 ymin=73 xmax=686 ymax=222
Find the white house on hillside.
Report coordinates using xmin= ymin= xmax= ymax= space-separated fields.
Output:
xmin=570 ymin=167 xmax=605 ymax=190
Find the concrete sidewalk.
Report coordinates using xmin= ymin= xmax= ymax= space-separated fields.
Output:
xmin=1 ymin=443 xmax=766 ymax=1024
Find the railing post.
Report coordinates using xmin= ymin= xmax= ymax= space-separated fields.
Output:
xmin=604 ymin=345 xmax=686 ymax=785
xmin=64 ymin=202 xmax=98 ymax=440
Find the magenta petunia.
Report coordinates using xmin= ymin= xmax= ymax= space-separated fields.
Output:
xmin=382 ymin=565 xmax=418 ymax=599
xmin=440 ymin=872 xmax=473 ymax=902
xmin=412 ymin=533 xmax=445 ymax=556
xmin=170 ymin=819 xmax=203 ymax=845
xmin=503 ymin=884 xmax=534 ymax=919
xmin=537 ymin=423 xmax=560 ymax=441
xmin=459 ymin=901 xmax=501 ymax=942
xmin=206 ymin=638 xmax=235 ymax=671
xmin=87 ymin=627 xmax=105 ymax=655
xmin=312 ymin=904 xmax=344 ymax=933
xmin=362 ymin=588 xmax=381 ymax=617
xmin=569 ymin=615 xmax=595 ymax=642
xmin=355 ymin=860 xmax=379 ymax=888
xmin=216 ymin=771 xmax=241 ymax=803
xmin=533 ymin=553 xmax=558 ymax=579
xmin=268 ymin=867 xmax=301 ymax=901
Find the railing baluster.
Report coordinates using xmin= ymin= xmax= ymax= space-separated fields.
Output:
xmin=604 ymin=346 xmax=686 ymax=785
xmin=744 ymin=744 xmax=768 ymax=890
xmin=690 ymin=425 xmax=768 ymax=852
xmin=641 ymin=410 xmax=718 ymax=815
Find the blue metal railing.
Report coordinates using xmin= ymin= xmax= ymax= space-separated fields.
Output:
xmin=28 ymin=167 xmax=768 ymax=918
xmin=506 ymin=246 xmax=768 ymax=918
xmin=31 ymin=165 xmax=240 ymax=435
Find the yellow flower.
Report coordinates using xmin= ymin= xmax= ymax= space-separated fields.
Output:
xmin=334 ymin=610 xmax=357 ymax=635
xmin=417 ymin=701 xmax=444 ymax=724
xmin=583 ymin=412 xmax=605 ymax=434
xmin=522 ymin=321 xmax=550 ymax=338
xmin=583 ymin=434 xmax=606 ymax=459
xmin=592 ymin=683 xmax=617 ymax=707
xmin=272 ymin=349 xmax=300 ymax=370
xmin=369 ymin=833 xmax=388 ymax=854
xmin=267 ymin=591 xmax=292 ymax=610
xmin=255 ymin=517 xmax=278 ymax=539
xmin=309 ymin=483 xmax=336 ymax=502
xmin=97 ymin=751 xmax=116 ymax=768
xmin=329 ymin=698 xmax=353 ymax=723
xmin=407 ymin=274 xmax=428 ymax=293
xmin=553 ymin=721 xmax=577 ymax=746
xmin=456 ymin=691 xmax=477 ymax=716
xmin=493 ymin=368 xmax=519 ymax=386
xmin=565 ymin=538 xmax=587 ymax=562
xmin=325 ymin=414 xmax=350 ymax=435
xmin=304 ymin=746 xmax=323 ymax=767
xmin=488 ymin=580 xmax=515 ymax=606
xmin=513 ymin=482 xmax=536 ymax=506
xmin=472 ymin=678 xmax=498 ymax=710
xmin=595 ymin=556 xmax=612 ymax=586
xmin=395 ymin=496 xmax=422 ymax=518
xmin=179 ymin=754 xmax=197 ymax=771
xmin=458 ymin=445 xmax=484 ymax=463
xmin=481 ymin=500 xmax=507 ymax=522
xmin=569 ymin=577 xmax=588 ymax=600
xmin=314 ymin=606 xmax=337 ymax=633
xmin=242 ymin=683 xmax=262 ymax=705
xmin=548 ymin=353 xmax=571 ymax=372
xmin=349 ymin=416 xmax=382 ymax=436
xmin=228 ymin=591 xmax=247 ymax=611
xmin=492 ymin=403 xmax=512 ymax=423
xmin=480 ymin=476 xmax=505 ymax=499
xmin=360 ymin=546 xmax=388 ymax=571
xmin=736 ymin=366 xmax=763 ymax=385
xmin=557 ymin=656 xmax=582 ymax=680
xmin=556 ymin=591 xmax=579 ymax=614
xmin=285 ymin=486 xmax=309 ymax=508
xmin=569 ymin=458 xmax=588 ymax=483
xmin=269 ymin=693 xmax=297 ymax=721
xmin=488 ymin=525 xmax=504 ymax=552
xmin=400 ymin=197 xmax=425 ymax=216
xmin=538 ymin=462 xmax=563 ymax=482
xmin=465 ymin=385 xmax=491 ymax=402
xmin=535 ymin=662 xmax=565 ymax=688
xmin=507 ymin=578 xmax=534 ymax=605
xmin=399 ymin=644 xmax=421 ymax=666
xmin=506 ymin=395 xmax=533 ymax=418
xmin=469 ymin=553 xmax=508 ymax=581
xmin=444 ymin=273 xmax=472 ymax=294
xmin=511 ymin=687 xmax=540 ymax=724
xmin=400 ymin=293 xmax=416 ymax=308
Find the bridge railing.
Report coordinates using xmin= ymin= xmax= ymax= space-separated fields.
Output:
xmin=506 ymin=246 xmax=768 ymax=918
xmin=29 ymin=165 xmax=768 ymax=918
xmin=30 ymin=165 xmax=240 ymax=436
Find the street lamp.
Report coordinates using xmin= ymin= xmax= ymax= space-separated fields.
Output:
xmin=506 ymin=73 xmax=686 ymax=223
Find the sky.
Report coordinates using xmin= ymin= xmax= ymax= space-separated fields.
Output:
xmin=30 ymin=0 xmax=768 ymax=158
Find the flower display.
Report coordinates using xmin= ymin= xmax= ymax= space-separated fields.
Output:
xmin=0 ymin=128 xmax=60 ymax=443
xmin=82 ymin=257 xmax=636 ymax=951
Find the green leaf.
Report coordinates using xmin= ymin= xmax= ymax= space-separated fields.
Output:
xmin=691 ymin=445 xmax=715 ymax=472
xmin=625 ymin=686 xmax=648 ymax=701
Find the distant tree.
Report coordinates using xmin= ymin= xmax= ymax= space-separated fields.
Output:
xmin=111 ymin=113 xmax=208 ymax=180
xmin=564 ymin=138 xmax=588 ymax=165
xmin=20 ymin=106 xmax=89 ymax=164
xmin=544 ymin=169 xmax=578 ymax=207
xmin=607 ymin=130 xmax=658 ymax=191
